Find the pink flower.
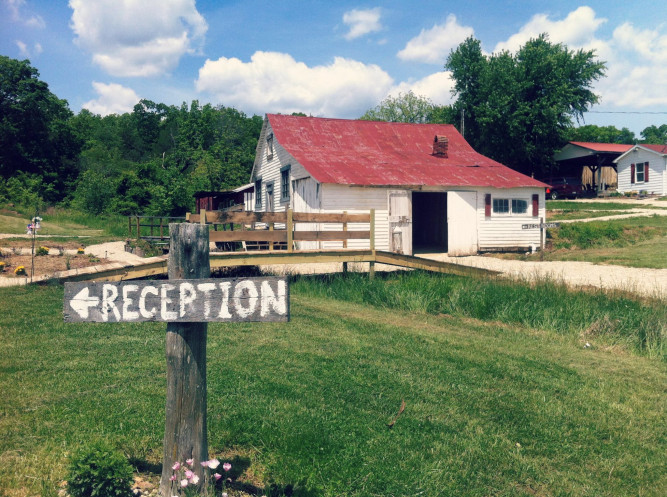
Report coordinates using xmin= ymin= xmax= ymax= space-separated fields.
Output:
xmin=191 ymin=475 xmax=200 ymax=485
xmin=169 ymin=475 xmax=177 ymax=481
xmin=201 ymin=461 xmax=208 ymax=468
xmin=185 ymin=470 xmax=194 ymax=479
xmin=172 ymin=462 xmax=181 ymax=471
xmin=186 ymin=458 xmax=194 ymax=466
xmin=222 ymin=493 xmax=228 ymax=497
xmin=180 ymin=479 xmax=188 ymax=487
xmin=207 ymin=458 xmax=220 ymax=470
xmin=223 ymin=462 xmax=232 ymax=472
xmin=214 ymin=473 xmax=222 ymax=481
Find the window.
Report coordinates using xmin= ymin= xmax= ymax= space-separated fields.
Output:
xmin=254 ymin=178 xmax=262 ymax=209
xmin=280 ymin=166 xmax=290 ymax=202
xmin=512 ymin=199 xmax=528 ymax=214
xmin=492 ymin=198 xmax=509 ymax=214
xmin=266 ymin=133 xmax=274 ymax=160
xmin=636 ymin=162 xmax=646 ymax=183
xmin=492 ymin=197 xmax=530 ymax=215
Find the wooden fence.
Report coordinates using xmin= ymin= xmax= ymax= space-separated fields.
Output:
xmin=128 ymin=216 xmax=187 ymax=242
xmin=187 ymin=209 xmax=375 ymax=253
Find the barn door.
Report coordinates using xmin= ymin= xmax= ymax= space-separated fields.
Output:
xmin=293 ymin=178 xmax=320 ymax=250
xmin=388 ymin=190 xmax=412 ymax=255
xmin=447 ymin=191 xmax=478 ymax=256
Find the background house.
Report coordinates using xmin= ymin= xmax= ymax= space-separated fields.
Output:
xmin=553 ymin=142 xmax=632 ymax=192
xmin=250 ymin=114 xmax=547 ymax=256
xmin=614 ymin=144 xmax=667 ymax=195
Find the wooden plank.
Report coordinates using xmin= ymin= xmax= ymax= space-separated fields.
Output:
xmin=209 ymin=230 xmax=287 ymax=243
xmin=293 ymin=231 xmax=370 ymax=241
xmin=287 ymin=209 xmax=293 ymax=253
xmin=210 ymin=250 xmax=374 ymax=267
xmin=64 ymin=276 xmax=289 ymax=323
xmin=291 ymin=212 xmax=370 ymax=223
xmin=205 ymin=211 xmax=287 ymax=224
xmin=374 ymin=252 xmax=498 ymax=277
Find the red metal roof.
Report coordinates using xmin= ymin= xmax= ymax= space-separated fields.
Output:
xmin=641 ymin=144 xmax=667 ymax=154
xmin=268 ymin=114 xmax=547 ymax=189
xmin=569 ymin=142 xmax=633 ymax=153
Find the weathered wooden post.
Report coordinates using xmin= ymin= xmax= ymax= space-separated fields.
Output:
xmin=160 ymin=223 xmax=210 ymax=496
xmin=369 ymin=209 xmax=376 ymax=279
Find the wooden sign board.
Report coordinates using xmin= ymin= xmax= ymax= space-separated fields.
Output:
xmin=64 ymin=277 xmax=289 ymax=323
xmin=522 ymin=222 xmax=561 ymax=229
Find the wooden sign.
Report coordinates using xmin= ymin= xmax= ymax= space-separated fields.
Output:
xmin=522 ymin=222 xmax=560 ymax=229
xmin=64 ymin=277 xmax=289 ymax=323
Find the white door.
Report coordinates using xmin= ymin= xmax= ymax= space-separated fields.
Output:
xmin=447 ymin=191 xmax=478 ymax=256
xmin=388 ymin=190 xmax=412 ymax=255
xmin=293 ymin=178 xmax=320 ymax=250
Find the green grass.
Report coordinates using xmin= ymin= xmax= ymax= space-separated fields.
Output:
xmin=1 ymin=276 xmax=665 ymax=497
xmin=0 ymin=205 xmax=127 ymax=239
xmin=546 ymin=201 xmax=639 ymax=212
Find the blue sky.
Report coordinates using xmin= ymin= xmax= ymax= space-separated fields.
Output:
xmin=2 ymin=0 xmax=667 ymax=135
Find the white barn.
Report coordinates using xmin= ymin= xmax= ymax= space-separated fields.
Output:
xmin=614 ymin=144 xmax=667 ymax=195
xmin=250 ymin=114 xmax=548 ymax=256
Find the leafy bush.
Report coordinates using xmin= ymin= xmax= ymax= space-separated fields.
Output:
xmin=36 ymin=246 xmax=49 ymax=256
xmin=66 ymin=441 xmax=134 ymax=497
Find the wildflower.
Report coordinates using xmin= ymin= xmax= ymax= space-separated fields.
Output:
xmin=201 ymin=461 xmax=208 ymax=468
xmin=169 ymin=475 xmax=177 ymax=481
xmin=222 ymin=493 xmax=228 ymax=497
xmin=207 ymin=458 xmax=220 ymax=469
xmin=186 ymin=458 xmax=194 ymax=466
xmin=214 ymin=473 xmax=222 ymax=481
xmin=180 ymin=479 xmax=188 ymax=487
xmin=172 ymin=462 xmax=181 ymax=471
xmin=190 ymin=475 xmax=199 ymax=485
xmin=223 ymin=462 xmax=231 ymax=472
xmin=185 ymin=470 xmax=194 ymax=480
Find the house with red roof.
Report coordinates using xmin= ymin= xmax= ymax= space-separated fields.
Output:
xmin=250 ymin=114 xmax=548 ymax=255
xmin=614 ymin=144 xmax=667 ymax=195
xmin=553 ymin=141 xmax=633 ymax=192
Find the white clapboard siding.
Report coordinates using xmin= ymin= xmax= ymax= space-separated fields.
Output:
xmin=320 ymin=185 xmax=389 ymax=250
xmin=616 ymin=149 xmax=666 ymax=195
xmin=477 ymin=188 xmax=544 ymax=250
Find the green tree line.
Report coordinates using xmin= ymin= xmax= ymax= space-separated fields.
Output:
xmin=0 ymin=56 xmax=262 ymax=215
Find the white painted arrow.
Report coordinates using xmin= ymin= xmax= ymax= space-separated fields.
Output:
xmin=70 ymin=287 xmax=100 ymax=319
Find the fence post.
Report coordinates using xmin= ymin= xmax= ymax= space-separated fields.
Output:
xmin=159 ymin=223 xmax=210 ymax=497
xmin=369 ymin=209 xmax=375 ymax=279
xmin=136 ymin=216 xmax=141 ymax=240
xmin=128 ymin=216 xmax=132 ymax=238
xmin=269 ymin=222 xmax=274 ymax=251
xmin=287 ymin=209 xmax=294 ymax=253
xmin=342 ymin=211 xmax=348 ymax=273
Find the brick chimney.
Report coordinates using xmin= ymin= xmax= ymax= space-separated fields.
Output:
xmin=433 ymin=135 xmax=448 ymax=158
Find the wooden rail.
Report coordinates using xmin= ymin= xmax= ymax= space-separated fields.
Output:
xmin=187 ymin=209 xmax=375 ymax=254
xmin=128 ymin=216 xmax=187 ymax=241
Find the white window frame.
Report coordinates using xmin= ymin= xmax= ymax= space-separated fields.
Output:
xmin=636 ymin=162 xmax=646 ymax=183
xmin=492 ymin=198 xmax=529 ymax=216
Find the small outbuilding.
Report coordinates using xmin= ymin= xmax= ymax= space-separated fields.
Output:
xmin=250 ymin=114 xmax=548 ymax=256
xmin=553 ymin=141 xmax=633 ymax=192
xmin=614 ymin=144 xmax=667 ymax=195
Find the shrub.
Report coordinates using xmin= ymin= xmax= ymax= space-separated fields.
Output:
xmin=36 ymin=246 xmax=49 ymax=256
xmin=14 ymin=265 xmax=26 ymax=276
xmin=66 ymin=441 xmax=134 ymax=497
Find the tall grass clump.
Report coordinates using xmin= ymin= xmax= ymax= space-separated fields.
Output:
xmin=291 ymin=271 xmax=665 ymax=357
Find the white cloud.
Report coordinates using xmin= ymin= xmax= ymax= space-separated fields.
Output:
xmin=69 ymin=0 xmax=207 ymax=77
xmin=397 ymin=14 xmax=474 ymax=64
xmin=15 ymin=39 xmax=42 ymax=58
xmin=5 ymin=0 xmax=45 ymax=28
xmin=493 ymin=6 xmax=606 ymax=53
xmin=389 ymin=72 xmax=456 ymax=106
xmin=342 ymin=7 xmax=382 ymax=40
xmin=82 ymin=82 xmax=140 ymax=116
xmin=493 ymin=7 xmax=667 ymax=108
xmin=195 ymin=51 xmax=394 ymax=117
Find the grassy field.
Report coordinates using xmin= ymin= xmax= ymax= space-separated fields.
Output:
xmin=1 ymin=273 xmax=665 ymax=497
xmin=0 ymin=206 xmax=127 ymax=240
xmin=546 ymin=200 xmax=667 ymax=221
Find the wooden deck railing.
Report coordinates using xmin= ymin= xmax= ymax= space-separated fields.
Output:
xmin=186 ymin=209 xmax=375 ymax=253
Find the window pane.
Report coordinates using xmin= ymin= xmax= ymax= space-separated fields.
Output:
xmin=493 ymin=198 xmax=509 ymax=213
xmin=636 ymin=163 xmax=645 ymax=182
xmin=512 ymin=199 xmax=528 ymax=214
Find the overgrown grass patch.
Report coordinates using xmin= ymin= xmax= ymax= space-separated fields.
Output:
xmin=0 ymin=283 xmax=665 ymax=497
xmin=549 ymin=215 xmax=666 ymax=249
xmin=546 ymin=200 xmax=639 ymax=212
xmin=292 ymin=271 xmax=665 ymax=358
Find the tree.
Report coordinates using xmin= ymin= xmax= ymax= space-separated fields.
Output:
xmin=361 ymin=91 xmax=446 ymax=124
xmin=565 ymin=124 xmax=636 ymax=144
xmin=0 ymin=56 xmax=81 ymax=203
xmin=640 ymin=124 xmax=667 ymax=144
xmin=445 ymin=35 xmax=606 ymax=176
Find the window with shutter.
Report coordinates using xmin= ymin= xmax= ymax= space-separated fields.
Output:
xmin=484 ymin=194 xmax=491 ymax=217
xmin=532 ymin=194 xmax=539 ymax=217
